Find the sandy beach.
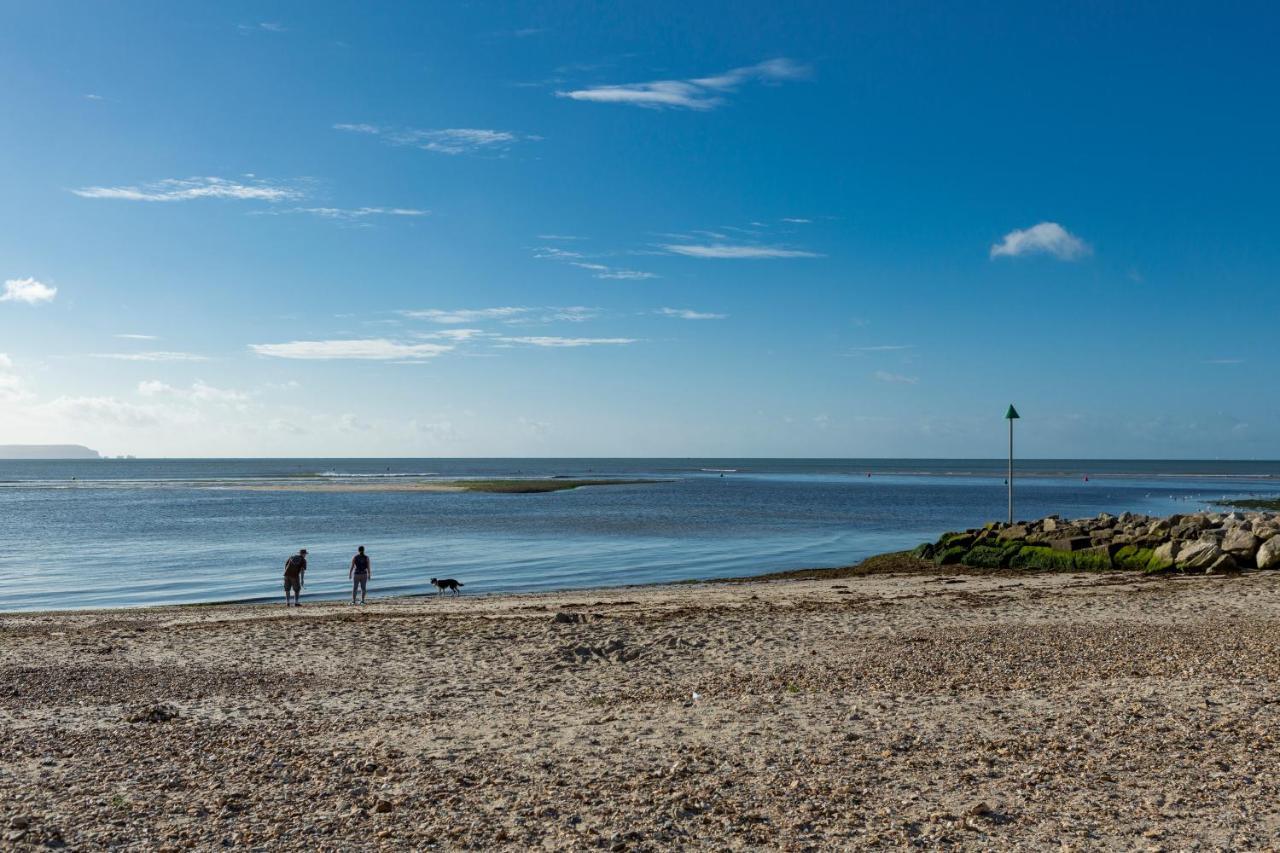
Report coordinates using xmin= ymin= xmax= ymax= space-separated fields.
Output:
xmin=4 ymin=566 xmax=1280 ymax=850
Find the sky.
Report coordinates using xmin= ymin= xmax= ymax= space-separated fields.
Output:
xmin=1 ymin=1 xmax=1278 ymax=458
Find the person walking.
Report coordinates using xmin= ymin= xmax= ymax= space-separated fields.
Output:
xmin=349 ymin=546 xmax=371 ymax=605
xmin=284 ymin=548 xmax=307 ymax=607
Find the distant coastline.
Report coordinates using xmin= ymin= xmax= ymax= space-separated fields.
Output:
xmin=0 ymin=444 xmax=100 ymax=460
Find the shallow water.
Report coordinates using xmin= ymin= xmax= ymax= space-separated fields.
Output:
xmin=2 ymin=458 xmax=1278 ymax=611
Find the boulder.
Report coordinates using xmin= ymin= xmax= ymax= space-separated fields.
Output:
xmin=1042 ymin=517 xmax=1060 ymax=533
xmin=1176 ymin=540 xmax=1223 ymax=571
xmin=998 ymin=525 xmax=1028 ymax=541
xmin=1221 ymin=528 xmax=1260 ymax=561
xmin=1205 ymin=553 xmax=1237 ymax=574
xmin=1050 ymin=537 xmax=1093 ymax=552
xmin=1150 ymin=541 xmax=1178 ymax=572
xmin=1257 ymin=537 xmax=1280 ymax=570
xmin=1148 ymin=519 xmax=1171 ymax=536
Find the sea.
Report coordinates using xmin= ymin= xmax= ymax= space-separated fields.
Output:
xmin=3 ymin=458 xmax=1279 ymax=612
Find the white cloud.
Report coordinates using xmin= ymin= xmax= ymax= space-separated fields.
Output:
xmin=337 ymin=413 xmax=371 ymax=432
xmin=658 ymin=307 xmax=727 ymax=320
xmin=498 ymin=336 xmax=636 ymax=347
xmin=402 ymin=307 xmax=530 ymax=324
xmin=874 ymin=370 xmax=919 ymax=385
xmin=545 ymin=307 xmax=600 ymax=323
xmin=335 ymin=124 xmax=531 ymax=155
xmin=37 ymin=396 xmax=197 ymax=428
xmin=139 ymin=380 xmax=248 ymax=404
xmin=91 ymin=351 xmax=209 ymax=362
xmin=589 ymin=267 xmax=658 ymax=280
xmin=249 ymin=339 xmax=453 ymax=360
xmin=1205 ymin=358 xmax=1244 ymax=365
xmin=557 ymin=58 xmax=809 ymax=110
xmin=662 ymin=243 xmax=821 ymax=259
xmin=0 ymin=354 xmax=29 ymax=402
xmin=115 ymin=334 xmax=158 ymax=340
xmin=72 ymin=176 xmax=302 ymax=203
xmin=2 ymin=277 xmax=57 ymax=304
xmin=990 ymin=222 xmax=1091 ymax=261
xmin=423 ymin=328 xmax=490 ymax=341
xmin=846 ymin=345 xmax=914 ymax=352
xmin=536 ymin=246 xmax=657 ymax=280
xmin=259 ymin=206 xmax=428 ymax=221
xmin=781 ymin=217 xmax=811 ymax=224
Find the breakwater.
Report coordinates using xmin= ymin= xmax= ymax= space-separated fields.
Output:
xmin=915 ymin=510 xmax=1280 ymax=573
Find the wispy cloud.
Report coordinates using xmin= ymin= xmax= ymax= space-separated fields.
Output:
xmin=781 ymin=217 xmax=811 ymax=224
xmin=37 ymin=396 xmax=198 ymax=428
xmin=402 ymin=307 xmax=530 ymax=324
xmin=874 ymin=370 xmax=919 ymax=384
xmin=846 ymin=345 xmax=914 ymax=352
xmin=990 ymin=222 xmax=1091 ymax=261
xmin=138 ymin=380 xmax=248 ymax=405
xmin=1 ymin=277 xmax=57 ymax=304
xmin=662 ymin=243 xmax=821 ymax=259
xmin=1205 ymin=358 xmax=1245 ymax=365
xmin=255 ymin=206 xmax=429 ymax=221
xmin=0 ymin=354 xmax=30 ymax=402
xmin=334 ymin=124 xmax=534 ymax=156
xmin=658 ymin=307 xmax=727 ymax=320
xmin=249 ymin=339 xmax=453 ymax=361
xmin=115 ymin=334 xmax=158 ymax=340
xmin=535 ymin=245 xmax=657 ymax=280
xmin=557 ymin=58 xmax=809 ymax=110
xmin=91 ymin=351 xmax=208 ymax=362
xmin=72 ymin=176 xmax=303 ymax=203
xmin=238 ymin=21 xmax=286 ymax=34
xmin=498 ymin=336 xmax=637 ymax=348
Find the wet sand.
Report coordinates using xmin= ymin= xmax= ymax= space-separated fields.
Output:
xmin=3 ymin=569 xmax=1280 ymax=849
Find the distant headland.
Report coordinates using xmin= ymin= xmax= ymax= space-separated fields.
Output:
xmin=0 ymin=444 xmax=101 ymax=460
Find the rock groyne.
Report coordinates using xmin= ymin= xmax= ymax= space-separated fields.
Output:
xmin=914 ymin=510 xmax=1280 ymax=573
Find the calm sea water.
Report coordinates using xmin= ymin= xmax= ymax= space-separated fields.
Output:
xmin=3 ymin=458 xmax=1279 ymax=612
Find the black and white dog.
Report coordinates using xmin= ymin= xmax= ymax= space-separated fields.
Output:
xmin=430 ymin=577 xmax=464 ymax=596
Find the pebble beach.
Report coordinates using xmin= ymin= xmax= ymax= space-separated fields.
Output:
xmin=4 ymin=564 xmax=1280 ymax=849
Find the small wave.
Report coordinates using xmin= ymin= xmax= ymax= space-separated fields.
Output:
xmin=314 ymin=471 xmax=441 ymax=479
xmin=701 ymin=468 xmax=738 ymax=473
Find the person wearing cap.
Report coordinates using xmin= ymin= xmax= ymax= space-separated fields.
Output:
xmin=283 ymin=548 xmax=308 ymax=607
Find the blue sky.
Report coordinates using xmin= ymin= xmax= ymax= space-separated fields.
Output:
xmin=1 ymin=2 xmax=1278 ymax=457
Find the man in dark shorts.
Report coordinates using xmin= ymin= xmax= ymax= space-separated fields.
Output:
xmin=349 ymin=546 xmax=371 ymax=605
xmin=284 ymin=548 xmax=307 ymax=607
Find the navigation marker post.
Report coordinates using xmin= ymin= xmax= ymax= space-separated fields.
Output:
xmin=1005 ymin=404 xmax=1020 ymax=524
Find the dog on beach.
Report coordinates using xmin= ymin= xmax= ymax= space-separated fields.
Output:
xmin=430 ymin=577 xmax=463 ymax=596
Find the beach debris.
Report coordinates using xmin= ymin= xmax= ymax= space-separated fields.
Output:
xmin=553 ymin=612 xmax=584 ymax=624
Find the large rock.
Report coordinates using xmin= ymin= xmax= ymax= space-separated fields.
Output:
xmin=1150 ymin=541 xmax=1179 ymax=571
xmin=1222 ymin=528 xmax=1261 ymax=561
xmin=1257 ymin=537 xmax=1280 ymax=570
xmin=1042 ymin=517 xmax=1060 ymax=533
xmin=1176 ymin=540 xmax=1223 ymax=571
xmin=1050 ymin=537 xmax=1092 ymax=552
xmin=998 ymin=525 xmax=1028 ymax=541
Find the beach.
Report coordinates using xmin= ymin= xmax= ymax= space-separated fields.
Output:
xmin=5 ymin=565 xmax=1280 ymax=849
